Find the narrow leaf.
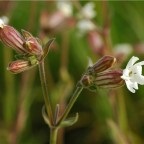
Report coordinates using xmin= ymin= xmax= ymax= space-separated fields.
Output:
xmin=59 ymin=113 xmax=79 ymax=128
xmin=42 ymin=38 xmax=55 ymax=60
xmin=42 ymin=106 xmax=51 ymax=127
xmin=54 ymin=104 xmax=60 ymax=125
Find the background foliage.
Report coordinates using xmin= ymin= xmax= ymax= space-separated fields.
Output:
xmin=1 ymin=1 xmax=144 ymax=144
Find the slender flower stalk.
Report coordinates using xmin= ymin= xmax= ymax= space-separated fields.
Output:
xmin=38 ymin=60 xmax=54 ymax=125
xmin=57 ymin=86 xmax=83 ymax=126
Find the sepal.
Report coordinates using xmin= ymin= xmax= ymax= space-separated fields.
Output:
xmin=40 ymin=38 xmax=55 ymax=61
xmin=21 ymin=29 xmax=33 ymax=39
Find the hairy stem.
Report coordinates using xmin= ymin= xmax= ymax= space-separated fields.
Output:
xmin=38 ymin=60 xmax=53 ymax=125
xmin=50 ymin=127 xmax=58 ymax=144
xmin=57 ymin=87 xmax=83 ymax=126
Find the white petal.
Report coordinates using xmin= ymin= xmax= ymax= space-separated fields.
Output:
xmin=0 ymin=19 xmax=4 ymax=28
xmin=126 ymin=56 xmax=139 ymax=69
xmin=133 ymin=82 xmax=138 ymax=89
xmin=125 ymin=80 xmax=138 ymax=93
xmin=57 ymin=1 xmax=73 ymax=17
xmin=134 ymin=61 xmax=144 ymax=67
xmin=81 ymin=2 xmax=96 ymax=19
xmin=0 ymin=16 xmax=9 ymax=25
xmin=122 ymin=69 xmax=130 ymax=77
xmin=133 ymin=73 xmax=144 ymax=85
xmin=125 ymin=81 xmax=135 ymax=93
xmin=77 ymin=19 xmax=96 ymax=34
xmin=133 ymin=66 xmax=142 ymax=74
xmin=130 ymin=66 xmax=144 ymax=84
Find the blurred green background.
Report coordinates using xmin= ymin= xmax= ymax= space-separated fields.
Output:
xmin=1 ymin=1 xmax=144 ymax=144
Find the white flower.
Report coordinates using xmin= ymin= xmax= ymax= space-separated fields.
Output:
xmin=56 ymin=1 xmax=73 ymax=17
xmin=1 ymin=16 xmax=9 ymax=25
xmin=0 ymin=18 xmax=5 ymax=28
xmin=114 ymin=43 xmax=133 ymax=56
xmin=121 ymin=56 xmax=144 ymax=93
xmin=77 ymin=19 xmax=96 ymax=36
xmin=78 ymin=2 xmax=96 ymax=19
xmin=0 ymin=16 xmax=9 ymax=28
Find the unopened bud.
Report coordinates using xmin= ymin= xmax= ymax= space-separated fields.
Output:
xmin=23 ymin=37 xmax=43 ymax=56
xmin=88 ymin=55 xmax=116 ymax=74
xmin=95 ymin=70 xmax=124 ymax=88
xmin=7 ymin=60 xmax=34 ymax=74
xmin=0 ymin=25 xmax=25 ymax=54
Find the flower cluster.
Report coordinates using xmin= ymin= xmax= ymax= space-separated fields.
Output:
xmin=56 ymin=1 xmax=73 ymax=18
xmin=79 ymin=55 xmax=124 ymax=91
xmin=79 ymin=55 xmax=144 ymax=93
xmin=1 ymin=19 xmax=144 ymax=93
xmin=76 ymin=2 xmax=96 ymax=36
xmin=0 ymin=20 xmax=53 ymax=74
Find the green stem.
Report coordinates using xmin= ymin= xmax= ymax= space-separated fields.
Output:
xmin=38 ymin=60 xmax=53 ymax=125
xmin=50 ymin=127 xmax=58 ymax=144
xmin=57 ymin=87 xmax=83 ymax=126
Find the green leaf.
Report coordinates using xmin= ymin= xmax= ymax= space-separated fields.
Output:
xmin=59 ymin=113 xmax=79 ymax=128
xmin=42 ymin=106 xmax=52 ymax=127
xmin=42 ymin=38 xmax=55 ymax=60
xmin=54 ymin=104 xmax=60 ymax=125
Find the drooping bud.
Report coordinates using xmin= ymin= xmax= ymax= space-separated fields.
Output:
xmin=0 ymin=25 xmax=26 ymax=54
xmin=23 ymin=37 xmax=43 ymax=56
xmin=7 ymin=59 xmax=36 ymax=74
xmin=88 ymin=55 xmax=116 ymax=74
xmin=94 ymin=70 xmax=124 ymax=88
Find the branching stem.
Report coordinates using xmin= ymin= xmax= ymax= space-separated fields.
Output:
xmin=57 ymin=87 xmax=83 ymax=126
xmin=38 ymin=60 xmax=53 ymax=125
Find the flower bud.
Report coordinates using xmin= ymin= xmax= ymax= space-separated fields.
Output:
xmin=0 ymin=25 xmax=25 ymax=54
xmin=94 ymin=70 xmax=124 ymax=88
xmin=88 ymin=55 xmax=116 ymax=74
xmin=7 ymin=60 xmax=33 ymax=74
xmin=23 ymin=37 xmax=43 ymax=56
